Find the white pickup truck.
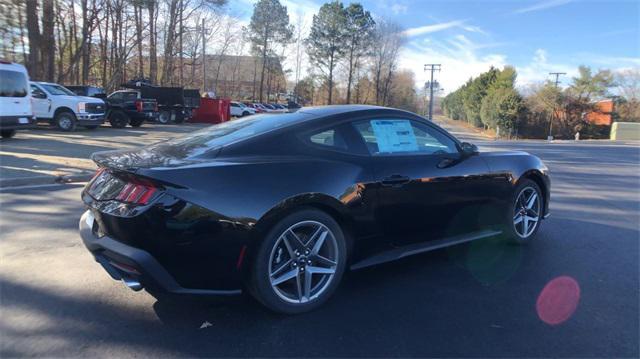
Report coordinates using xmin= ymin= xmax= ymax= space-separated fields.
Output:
xmin=30 ymin=81 xmax=106 ymax=131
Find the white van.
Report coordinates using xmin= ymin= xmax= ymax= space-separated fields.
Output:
xmin=0 ymin=60 xmax=36 ymax=138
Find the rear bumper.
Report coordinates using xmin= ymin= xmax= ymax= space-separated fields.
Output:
xmin=0 ymin=115 xmax=37 ymax=130
xmin=79 ymin=210 xmax=242 ymax=296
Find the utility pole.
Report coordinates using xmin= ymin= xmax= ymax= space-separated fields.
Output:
xmin=547 ymin=72 xmax=566 ymax=140
xmin=202 ymin=18 xmax=206 ymax=93
xmin=549 ymin=72 xmax=566 ymax=88
xmin=424 ymin=64 xmax=441 ymax=120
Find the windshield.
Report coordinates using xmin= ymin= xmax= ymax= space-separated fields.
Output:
xmin=41 ymin=84 xmax=76 ymax=96
xmin=150 ymin=112 xmax=309 ymax=158
xmin=0 ymin=70 xmax=28 ymax=97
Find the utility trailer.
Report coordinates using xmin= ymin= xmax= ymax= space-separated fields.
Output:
xmin=122 ymin=80 xmax=201 ymax=124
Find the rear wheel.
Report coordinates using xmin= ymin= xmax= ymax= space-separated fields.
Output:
xmin=505 ymin=179 xmax=543 ymax=244
xmin=249 ymin=209 xmax=347 ymax=314
xmin=158 ymin=110 xmax=172 ymax=124
xmin=1 ymin=130 xmax=16 ymax=138
xmin=108 ymin=111 xmax=129 ymax=128
xmin=55 ymin=111 xmax=77 ymax=131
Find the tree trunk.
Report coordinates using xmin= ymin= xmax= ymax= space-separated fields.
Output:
xmin=81 ymin=0 xmax=90 ymax=84
xmin=346 ymin=46 xmax=355 ymax=104
xmin=25 ymin=0 xmax=41 ymax=79
xmin=161 ymin=0 xmax=179 ymax=85
xmin=179 ymin=0 xmax=184 ymax=86
xmin=328 ymin=52 xmax=334 ymax=105
xmin=41 ymin=0 xmax=55 ymax=81
xmin=134 ymin=3 xmax=144 ymax=78
xmin=148 ymin=1 xmax=157 ymax=83
xmin=258 ymin=32 xmax=268 ymax=102
xmin=17 ymin=1 xmax=28 ymax=65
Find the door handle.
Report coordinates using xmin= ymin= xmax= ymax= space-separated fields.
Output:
xmin=437 ymin=157 xmax=455 ymax=168
xmin=381 ymin=174 xmax=411 ymax=187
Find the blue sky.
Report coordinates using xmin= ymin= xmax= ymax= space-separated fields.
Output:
xmin=229 ymin=0 xmax=640 ymax=92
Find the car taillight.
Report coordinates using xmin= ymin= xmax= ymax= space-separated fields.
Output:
xmin=154 ymin=102 xmax=158 ymax=112
xmin=135 ymin=100 xmax=143 ymax=112
xmin=115 ymin=178 xmax=158 ymax=205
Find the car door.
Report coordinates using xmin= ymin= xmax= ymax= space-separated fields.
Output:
xmin=30 ymin=84 xmax=51 ymax=119
xmin=353 ymin=117 xmax=494 ymax=246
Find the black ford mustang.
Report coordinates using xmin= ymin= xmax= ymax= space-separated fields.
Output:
xmin=79 ymin=105 xmax=550 ymax=313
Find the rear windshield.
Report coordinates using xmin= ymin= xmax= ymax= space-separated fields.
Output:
xmin=0 ymin=70 xmax=28 ymax=97
xmin=152 ymin=112 xmax=309 ymax=158
xmin=41 ymin=84 xmax=76 ymax=96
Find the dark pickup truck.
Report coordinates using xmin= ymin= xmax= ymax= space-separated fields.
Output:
xmin=105 ymin=90 xmax=158 ymax=128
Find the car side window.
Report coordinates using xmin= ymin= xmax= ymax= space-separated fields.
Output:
xmin=109 ymin=92 xmax=123 ymax=100
xmin=353 ymin=119 xmax=458 ymax=156
xmin=30 ymin=85 xmax=46 ymax=98
xmin=308 ymin=128 xmax=349 ymax=151
xmin=123 ymin=92 xmax=138 ymax=101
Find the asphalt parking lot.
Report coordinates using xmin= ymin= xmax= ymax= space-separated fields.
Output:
xmin=0 ymin=123 xmax=208 ymax=187
xmin=1 ymin=121 xmax=639 ymax=357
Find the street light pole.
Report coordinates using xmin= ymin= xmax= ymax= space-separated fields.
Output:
xmin=424 ymin=64 xmax=441 ymax=121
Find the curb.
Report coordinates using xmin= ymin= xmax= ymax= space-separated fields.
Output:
xmin=0 ymin=172 xmax=94 ymax=189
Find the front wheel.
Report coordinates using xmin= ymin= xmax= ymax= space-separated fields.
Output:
xmin=55 ymin=111 xmax=77 ymax=131
xmin=249 ymin=209 xmax=347 ymax=314
xmin=108 ymin=111 xmax=129 ymax=128
xmin=129 ymin=118 xmax=144 ymax=127
xmin=505 ymin=179 xmax=543 ymax=244
xmin=1 ymin=129 xmax=16 ymax=138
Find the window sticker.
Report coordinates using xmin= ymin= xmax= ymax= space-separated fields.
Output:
xmin=370 ymin=120 xmax=418 ymax=153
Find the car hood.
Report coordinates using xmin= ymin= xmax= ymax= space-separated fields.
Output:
xmin=56 ymin=95 xmax=103 ymax=103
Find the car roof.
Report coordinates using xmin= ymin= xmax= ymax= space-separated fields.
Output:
xmin=296 ymin=104 xmax=392 ymax=117
xmin=0 ymin=61 xmax=28 ymax=72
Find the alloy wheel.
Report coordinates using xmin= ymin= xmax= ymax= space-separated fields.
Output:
xmin=268 ymin=220 xmax=339 ymax=304
xmin=513 ymin=186 xmax=541 ymax=238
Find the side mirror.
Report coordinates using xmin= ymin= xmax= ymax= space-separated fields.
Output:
xmin=461 ymin=142 xmax=479 ymax=155
xmin=32 ymin=92 xmax=46 ymax=99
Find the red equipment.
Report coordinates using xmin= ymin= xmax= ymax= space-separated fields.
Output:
xmin=191 ymin=98 xmax=230 ymax=124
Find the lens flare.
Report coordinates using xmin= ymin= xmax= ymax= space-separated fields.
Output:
xmin=536 ymin=276 xmax=581 ymax=325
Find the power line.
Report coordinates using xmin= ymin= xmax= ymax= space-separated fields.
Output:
xmin=424 ymin=64 xmax=441 ymax=121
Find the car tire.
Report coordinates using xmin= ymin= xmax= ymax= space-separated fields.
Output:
xmin=249 ymin=208 xmax=347 ymax=314
xmin=158 ymin=110 xmax=172 ymax=124
xmin=1 ymin=129 xmax=16 ymax=138
xmin=129 ymin=118 xmax=144 ymax=127
xmin=109 ymin=111 xmax=129 ymax=128
xmin=505 ymin=178 xmax=544 ymax=244
xmin=55 ymin=111 xmax=77 ymax=132
xmin=242 ymin=111 xmax=250 ymax=117
xmin=85 ymin=125 xmax=98 ymax=130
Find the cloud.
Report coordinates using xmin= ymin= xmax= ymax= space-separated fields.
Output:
xmin=399 ymin=35 xmax=507 ymax=94
xmin=403 ymin=20 xmax=486 ymax=37
xmin=513 ymin=0 xmax=572 ymax=14
xmin=391 ymin=3 xmax=408 ymax=15
xmin=515 ymin=49 xmax=577 ymax=87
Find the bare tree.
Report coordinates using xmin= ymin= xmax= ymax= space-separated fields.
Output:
xmin=371 ymin=19 xmax=404 ymax=105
